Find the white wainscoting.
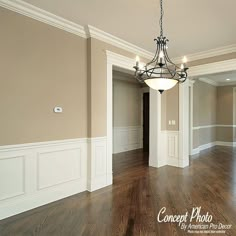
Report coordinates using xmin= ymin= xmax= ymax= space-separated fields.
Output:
xmin=0 ymin=138 xmax=88 ymax=220
xmin=87 ymin=137 xmax=111 ymax=192
xmin=113 ymin=126 xmax=142 ymax=154
xmin=162 ymin=131 xmax=180 ymax=167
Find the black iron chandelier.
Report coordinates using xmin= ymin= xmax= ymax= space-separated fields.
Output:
xmin=134 ymin=0 xmax=188 ymax=94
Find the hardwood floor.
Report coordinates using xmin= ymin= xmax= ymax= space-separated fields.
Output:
xmin=1 ymin=147 xmax=236 ymax=236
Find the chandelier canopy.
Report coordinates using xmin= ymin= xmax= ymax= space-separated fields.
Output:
xmin=134 ymin=0 xmax=188 ymax=94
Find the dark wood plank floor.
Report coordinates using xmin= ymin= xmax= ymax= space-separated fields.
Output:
xmin=1 ymin=147 xmax=236 ymax=236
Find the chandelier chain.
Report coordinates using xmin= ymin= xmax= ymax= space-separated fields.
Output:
xmin=159 ymin=0 xmax=163 ymax=37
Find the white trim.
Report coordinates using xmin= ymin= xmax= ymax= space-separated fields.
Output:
xmin=0 ymin=0 xmax=87 ymax=38
xmin=1 ymin=1 xmax=236 ymax=62
xmin=199 ymin=77 xmax=218 ymax=86
xmin=179 ymin=81 xmax=190 ymax=168
xmin=0 ymin=138 xmax=87 ymax=152
xmin=106 ymin=51 xmax=165 ymax=169
xmin=113 ymin=126 xmax=142 ymax=154
xmin=87 ymin=136 xmax=109 ymax=192
xmin=185 ymin=58 xmax=236 ymax=161
xmin=87 ymin=25 xmax=153 ymax=60
xmin=192 ymin=141 xmax=236 ymax=155
xmin=174 ymin=44 xmax=236 ymax=64
xmin=0 ymin=138 xmax=87 ymax=220
xmin=149 ymin=89 xmax=165 ymax=167
xmin=193 ymin=124 xmax=236 ymax=130
xmin=189 ymin=80 xmax=194 ymax=156
xmin=215 ymin=141 xmax=236 ymax=147
xmin=198 ymin=77 xmax=236 ymax=87
xmin=189 ymin=59 xmax=236 ymax=77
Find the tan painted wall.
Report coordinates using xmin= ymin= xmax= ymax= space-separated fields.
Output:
xmin=193 ymin=82 xmax=236 ymax=148
xmin=217 ymin=86 xmax=233 ymax=125
xmin=193 ymin=80 xmax=217 ymax=148
xmin=0 ymin=7 xmax=87 ymax=145
xmin=113 ymin=78 xmax=141 ymax=127
xmin=165 ymin=85 xmax=179 ymax=131
xmin=87 ymin=38 xmax=146 ymax=137
xmin=161 ymin=93 xmax=167 ymax=130
xmin=216 ymin=86 xmax=234 ymax=142
xmin=2 ymin=7 xmax=236 ymax=145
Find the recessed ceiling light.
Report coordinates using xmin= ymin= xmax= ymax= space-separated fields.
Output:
xmin=226 ymin=79 xmax=230 ymax=81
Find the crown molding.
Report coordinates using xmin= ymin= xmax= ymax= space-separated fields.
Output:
xmin=173 ymin=44 xmax=236 ymax=64
xmin=1 ymin=1 xmax=235 ymax=63
xmin=87 ymin=25 xmax=153 ymax=60
xmin=197 ymin=77 xmax=236 ymax=87
xmin=189 ymin=58 xmax=236 ymax=78
xmin=198 ymin=78 xmax=218 ymax=86
xmin=0 ymin=0 xmax=87 ymax=38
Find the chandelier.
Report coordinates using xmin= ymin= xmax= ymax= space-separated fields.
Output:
xmin=134 ymin=0 xmax=188 ymax=94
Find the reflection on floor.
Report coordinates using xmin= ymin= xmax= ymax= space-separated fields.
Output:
xmin=1 ymin=147 xmax=236 ymax=235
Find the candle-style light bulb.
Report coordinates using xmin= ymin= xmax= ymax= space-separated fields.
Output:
xmin=180 ymin=64 xmax=184 ymax=70
xmin=159 ymin=50 xmax=164 ymax=64
xmin=136 ymin=56 xmax=140 ymax=67
xmin=159 ymin=51 xmax=164 ymax=58
xmin=182 ymin=56 xmax=187 ymax=64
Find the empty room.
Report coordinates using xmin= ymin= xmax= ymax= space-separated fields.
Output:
xmin=0 ymin=0 xmax=236 ymax=235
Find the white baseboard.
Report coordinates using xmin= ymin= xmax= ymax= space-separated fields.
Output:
xmin=215 ymin=141 xmax=236 ymax=147
xmin=113 ymin=126 xmax=142 ymax=154
xmin=191 ymin=141 xmax=236 ymax=155
xmin=0 ymin=137 xmax=111 ymax=220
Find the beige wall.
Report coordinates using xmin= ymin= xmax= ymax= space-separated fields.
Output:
xmin=87 ymin=38 xmax=146 ymax=137
xmin=165 ymin=85 xmax=179 ymax=131
xmin=193 ymin=80 xmax=217 ymax=148
xmin=217 ymin=86 xmax=233 ymax=125
xmin=216 ymin=86 xmax=234 ymax=142
xmin=2 ymin=7 xmax=236 ymax=145
xmin=193 ymin=80 xmax=217 ymax=126
xmin=0 ymin=7 xmax=87 ymax=145
xmin=193 ymin=82 xmax=236 ymax=148
xmin=113 ymin=78 xmax=141 ymax=127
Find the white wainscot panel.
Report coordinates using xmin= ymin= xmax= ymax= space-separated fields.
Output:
xmin=163 ymin=131 xmax=179 ymax=167
xmin=37 ymin=148 xmax=81 ymax=190
xmin=0 ymin=138 xmax=87 ymax=220
xmin=0 ymin=155 xmax=25 ymax=201
xmin=87 ymin=137 xmax=108 ymax=192
xmin=113 ymin=126 xmax=142 ymax=154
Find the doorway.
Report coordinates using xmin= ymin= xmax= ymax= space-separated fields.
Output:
xmin=143 ymin=92 xmax=150 ymax=152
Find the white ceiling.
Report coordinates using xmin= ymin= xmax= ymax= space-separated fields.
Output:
xmin=23 ymin=0 xmax=236 ymax=58
xmin=206 ymin=71 xmax=236 ymax=85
